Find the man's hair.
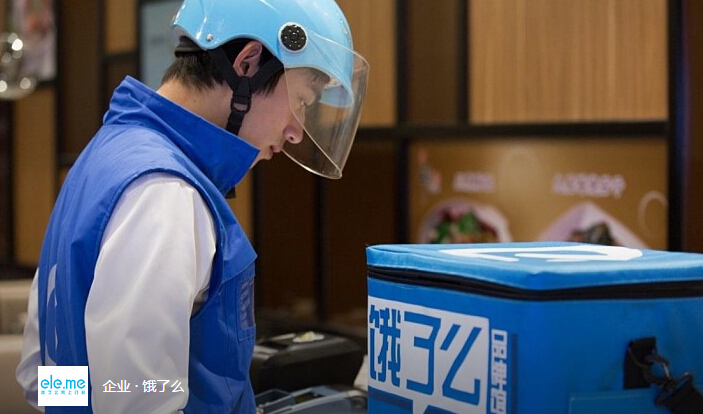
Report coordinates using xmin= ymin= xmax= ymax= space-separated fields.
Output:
xmin=161 ymin=38 xmax=284 ymax=95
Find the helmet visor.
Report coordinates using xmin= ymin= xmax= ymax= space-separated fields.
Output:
xmin=282 ymin=43 xmax=369 ymax=179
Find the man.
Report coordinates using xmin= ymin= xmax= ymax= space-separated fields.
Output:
xmin=15 ymin=0 xmax=369 ymax=413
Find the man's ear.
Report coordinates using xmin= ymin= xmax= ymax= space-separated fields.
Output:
xmin=233 ymin=41 xmax=264 ymax=77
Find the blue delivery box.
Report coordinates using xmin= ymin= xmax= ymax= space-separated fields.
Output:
xmin=366 ymin=242 xmax=703 ymax=414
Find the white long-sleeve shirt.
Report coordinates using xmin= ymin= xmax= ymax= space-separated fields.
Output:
xmin=16 ymin=172 xmax=216 ymax=414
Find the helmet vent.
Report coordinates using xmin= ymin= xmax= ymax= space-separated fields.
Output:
xmin=279 ymin=24 xmax=307 ymax=52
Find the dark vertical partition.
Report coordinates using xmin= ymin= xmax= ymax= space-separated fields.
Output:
xmin=0 ymin=102 xmax=11 ymax=263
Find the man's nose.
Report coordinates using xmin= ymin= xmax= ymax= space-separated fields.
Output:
xmin=285 ymin=122 xmax=304 ymax=144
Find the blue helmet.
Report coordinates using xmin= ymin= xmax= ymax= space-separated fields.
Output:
xmin=172 ymin=0 xmax=370 ymax=179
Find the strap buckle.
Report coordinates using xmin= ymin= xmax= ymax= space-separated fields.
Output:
xmin=627 ymin=338 xmax=701 ymax=410
xmin=627 ymin=345 xmax=674 ymax=388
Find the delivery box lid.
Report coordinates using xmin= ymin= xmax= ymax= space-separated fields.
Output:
xmin=366 ymin=242 xmax=703 ymax=299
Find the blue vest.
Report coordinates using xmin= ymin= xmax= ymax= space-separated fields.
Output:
xmin=36 ymin=77 xmax=260 ymax=413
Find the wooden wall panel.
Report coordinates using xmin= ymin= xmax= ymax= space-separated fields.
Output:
xmin=470 ymin=0 xmax=668 ymax=123
xmin=12 ymin=88 xmax=56 ymax=265
xmin=337 ymin=0 xmax=396 ymax=126
xmin=103 ymin=56 xmax=138 ymax=110
xmin=407 ymin=1 xmax=460 ymax=123
xmin=327 ymin=140 xmax=397 ymax=325
xmin=58 ymin=0 xmax=101 ymax=154
xmin=255 ymin=157 xmax=316 ymax=314
xmin=0 ymin=2 xmax=5 ymax=33
xmin=105 ymin=0 xmax=137 ymax=53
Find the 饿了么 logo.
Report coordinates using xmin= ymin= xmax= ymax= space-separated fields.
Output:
xmin=38 ymin=366 xmax=89 ymax=407
xmin=368 ymin=296 xmax=509 ymax=414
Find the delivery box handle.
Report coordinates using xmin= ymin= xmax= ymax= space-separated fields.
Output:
xmin=625 ymin=337 xmax=703 ymax=414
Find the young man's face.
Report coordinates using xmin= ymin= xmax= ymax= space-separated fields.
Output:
xmin=238 ymin=68 xmax=326 ymax=166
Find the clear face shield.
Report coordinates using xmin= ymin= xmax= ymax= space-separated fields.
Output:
xmin=281 ymin=36 xmax=369 ymax=179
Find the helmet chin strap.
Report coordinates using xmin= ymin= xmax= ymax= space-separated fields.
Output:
xmin=208 ymin=47 xmax=284 ymax=135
